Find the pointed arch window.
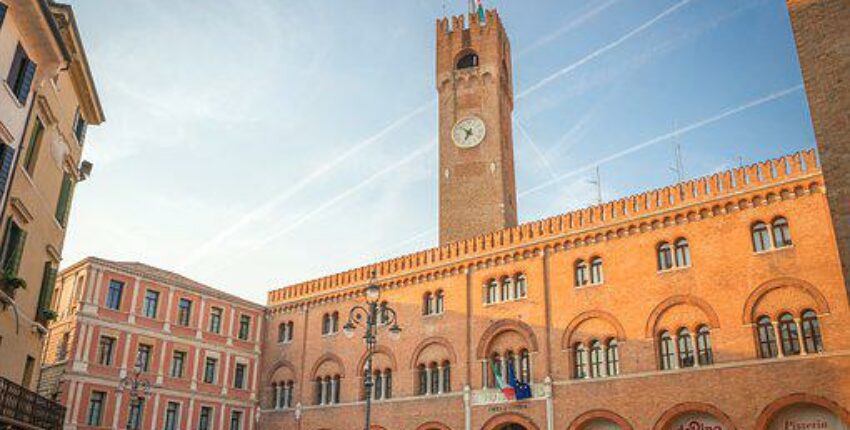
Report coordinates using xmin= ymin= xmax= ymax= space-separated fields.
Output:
xmin=417 ymin=364 xmax=427 ymax=395
xmin=442 ymin=361 xmax=451 ymax=393
xmin=435 ymin=290 xmax=445 ymax=314
xmin=429 ymin=362 xmax=439 ymax=394
xmin=486 ymin=279 xmax=499 ymax=304
xmin=752 ymin=222 xmax=772 ymax=252
xmin=778 ymin=313 xmax=801 ymax=356
xmin=574 ymin=260 xmax=588 ymax=287
xmin=589 ymin=258 xmax=604 ymax=284
xmin=657 ymin=243 xmax=674 ymax=271
xmin=519 ymin=349 xmax=530 ymax=383
xmin=800 ymin=310 xmax=823 ymax=354
xmin=696 ymin=325 xmax=713 ymax=365
xmin=674 ymin=239 xmax=691 ymax=267
xmin=772 ymin=217 xmax=792 ymax=248
xmin=573 ymin=344 xmax=587 ymax=379
xmin=756 ymin=316 xmax=778 ymax=358
xmin=589 ymin=340 xmax=604 ymax=378
xmin=501 ymin=277 xmax=514 ymax=301
xmin=659 ymin=331 xmax=675 ymax=370
xmin=677 ymin=328 xmax=695 ymax=368
xmin=422 ymin=292 xmax=433 ymax=315
xmin=278 ymin=322 xmax=294 ymax=343
xmin=605 ymin=339 xmax=620 ymax=376
xmin=384 ymin=369 xmax=393 ymax=399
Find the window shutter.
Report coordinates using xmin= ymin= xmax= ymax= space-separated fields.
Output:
xmin=55 ymin=172 xmax=73 ymax=226
xmin=5 ymin=224 xmax=27 ymax=276
xmin=17 ymin=58 xmax=37 ymax=104
xmin=0 ymin=144 xmax=15 ymax=202
xmin=23 ymin=118 xmax=43 ymax=173
xmin=0 ymin=4 xmax=7 ymax=30
xmin=36 ymin=262 xmax=58 ymax=321
xmin=6 ymin=45 xmax=23 ymax=86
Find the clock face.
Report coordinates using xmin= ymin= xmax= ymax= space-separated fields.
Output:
xmin=451 ymin=116 xmax=486 ymax=149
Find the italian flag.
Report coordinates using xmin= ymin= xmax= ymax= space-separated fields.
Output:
xmin=492 ymin=364 xmax=515 ymax=400
xmin=474 ymin=0 xmax=485 ymax=21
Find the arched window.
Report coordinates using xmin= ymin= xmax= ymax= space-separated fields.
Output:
xmin=384 ymin=369 xmax=393 ymax=399
xmin=324 ymin=376 xmax=332 ymax=405
xmin=515 ymin=274 xmax=527 ymax=298
xmin=490 ymin=353 xmax=502 ymax=387
xmin=696 ymin=325 xmax=713 ymax=365
xmin=589 ymin=340 xmax=603 ymax=378
xmin=778 ymin=313 xmax=801 ymax=356
xmin=752 ymin=222 xmax=772 ymax=252
xmin=606 ymin=339 xmax=619 ymax=376
xmin=772 ymin=217 xmax=791 ymax=248
xmin=314 ymin=377 xmax=323 ymax=405
xmin=519 ymin=349 xmax=530 ymax=383
xmin=800 ymin=310 xmax=823 ymax=354
xmin=486 ymin=279 xmax=499 ymax=304
xmin=332 ymin=375 xmax=341 ymax=404
xmin=286 ymin=381 xmax=294 ymax=408
xmin=573 ymin=344 xmax=587 ymax=379
xmin=435 ymin=290 xmax=445 ymax=314
xmin=574 ymin=260 xmax=588 ymax=287
xmin=429 ymin=362 xmax=439 ymax=394
xmin=442 ymin=361 xmax=451 ymax=393
xmin=456 ymin=51 xmax=479 ymax=70
xmin=590 ymin=258 xmax=604 ymax=284
xmin=278 ymin=323 xmax=287 ymax=342
xmin=505 ymin=351 xmax=516 ymax=383
xmin=417 ymin=364 xmax=427 ymax=395
xmin=423 ymin=292 xmax=433 ymax=315
xmin=321 ymin=314 xmax=330 ymax=335
xmin=331 ymin=312 xmax=339 ymax=333
xmin=272 ymin=383 xmax=280 ymax=409
xmin=659 ymin=331 xmax=675 ymax=370
xmin=657 ymin=243 xmax=673 ymax=271
xmin=373 ymin=370 xmax=383 ymax=400
xmin=756 ymin=316 xmax=778 ymax=358
xmin=286 ymin=322 xmax=294 ymax=342
xmin=674 ymin=239 xmax=691 ymax=267
xmin=501 ymin=277 xmax=514 ymax=301
xmin=677 ymin=328 xmax=695 ymax=368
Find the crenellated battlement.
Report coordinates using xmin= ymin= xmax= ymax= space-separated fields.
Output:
xmin=436 ymin=9 xmax=503 ymax=36
xmin=267 ymin=149 xmax=823 ymax=307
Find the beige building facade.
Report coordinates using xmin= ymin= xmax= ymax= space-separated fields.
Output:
xmin=0 ymin=1 xmax=103 ymax=428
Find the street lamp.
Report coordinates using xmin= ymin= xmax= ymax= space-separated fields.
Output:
xmin=116 ymin=356 xmax=152 ymax=430
xmin=342 ymin=279 xmax=402 ymax=430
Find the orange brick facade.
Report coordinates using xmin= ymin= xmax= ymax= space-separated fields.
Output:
xmin=257 ymin=8 xmax=850 ymax=430
xmin=42 ymin=259 xmax=264 ymax=430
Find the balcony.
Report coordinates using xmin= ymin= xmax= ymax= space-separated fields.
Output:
xmin=0 ymin=377 xmax=65 ymax=430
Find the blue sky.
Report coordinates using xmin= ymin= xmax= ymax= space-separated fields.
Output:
xmin=61 ymin=0 xmax=814 ymax=303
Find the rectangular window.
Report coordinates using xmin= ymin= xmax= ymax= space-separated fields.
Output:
xmin=72 ymin=107 xmax=88 ymax=144
xmin=127 ymin=398 xmax=144 ymax=430
xmin=198 ymin=406 xmax=213 ymax=430
xmin=7 ymin=44 xmax=37 ymax=104
xmin=177 ymin=298 xmax=192 ymax=326
xmin=35 ymin=261 xmax=57 ymax=323
xmin=0 ymin=4 xmax=7 ymax=29
xmin=203 ymin=357 xmax=217 ymax=384
xmin=55 ymin=171 xmax=73 ymax=226
xmin=0 ymin=218 xmax=27 ymax=277
xmin=234 ymin=363 xmax=246 ymax=389
xmin=23 ymin=117 xmax=44 ymax=175
xmin=97 ymin=336 xmax=115 ymax=366
xmin=229 ymin=410 xmax=243 ymax=430
xmin=209 ymin=307 xmax=222 ymax=334
xmin=105 ymin=280 xmax=124 ymax=310
xmin=137 ymin=344 xmax=152 ymax=372
xmin=170 ymin=351 xmax=186 ymax=378
xmin=0 ymin=144 xmax=17 ymax=204
xmin=164 ymin=402 xmax=180 ymax=430
xmin=22 ymin=356 xmax=34 ymax=388
xmin=142 ymin=290 xmax=159 ymax=319
xmin=87 ymin=391 xmax=105 ymax=426
xmin=238 ymin=315 xmax=250 ymax=340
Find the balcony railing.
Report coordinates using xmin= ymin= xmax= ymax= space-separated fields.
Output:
xmin=0 ymin=377 xmax=65 ymax=430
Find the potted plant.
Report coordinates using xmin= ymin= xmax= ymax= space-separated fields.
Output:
xmin=41 ymin=309 xmax=58 ymax=322
xmin=0 ymin=269 xmax=26 ymax=298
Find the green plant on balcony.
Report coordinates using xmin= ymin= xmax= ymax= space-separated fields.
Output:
xmin=41 ymin=308 xmax=58 ymax=322
xmin=0 ymin=269 xmax=26 ymax=299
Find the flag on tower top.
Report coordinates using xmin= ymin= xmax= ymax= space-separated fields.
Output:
xmin=475 ymin=0 xmax=486 ymax=21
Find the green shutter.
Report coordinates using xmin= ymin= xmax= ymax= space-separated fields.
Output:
xmin=55 ymin=172 xmax=73 ymax=226
xmin=36 ymin=262 xmax=57 ymax=321
xmin=2 ymin=220 xmax=26 ymax=277
xmin=23 ymin=118 xmax=43 ymax=174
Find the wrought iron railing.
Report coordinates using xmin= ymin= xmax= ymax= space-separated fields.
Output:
xmin=0 ymin=377 xmax=65 ymax=430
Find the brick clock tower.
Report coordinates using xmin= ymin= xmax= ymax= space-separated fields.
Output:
xmin=436 ymin=10 xmax=518 ymax=245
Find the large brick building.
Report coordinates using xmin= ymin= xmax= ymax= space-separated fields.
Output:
xmin=41 ymin=258 xmax=264 ymax=430
xmin=257 ymin=7 xmax=850 ymax=430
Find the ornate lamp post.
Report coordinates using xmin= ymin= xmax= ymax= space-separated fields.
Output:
xmin=342 ymin=280 xmax=402 ymax=430
xmin=116 ymin=356 xmax=152 ymax=430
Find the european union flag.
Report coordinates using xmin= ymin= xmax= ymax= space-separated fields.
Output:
xmin=507 ymin=363 xmax=532 ymax=400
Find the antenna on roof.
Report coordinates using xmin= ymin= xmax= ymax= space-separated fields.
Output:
xmin=737 ymin=155 xmax=745 ymax=169
xmin=588 ymin=165 xmax=603 ymax=204
xmin=668 ymin=120 xmax=685 ymax=183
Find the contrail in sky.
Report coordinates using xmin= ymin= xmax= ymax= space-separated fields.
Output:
xmin=179 ymin=99 xmax=435 ymax=269
xmin=519 ymin=84 xmax=804 ymax=197
xmin=519 ymin=0 xmax=621 ymax=57
xmin=515 ymin=116 xmax=557 ymax=180
xmin=208 ymin=140 xmax=436 ymax=275
xmin=518 ymin=0 xmax=694 ymax=99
